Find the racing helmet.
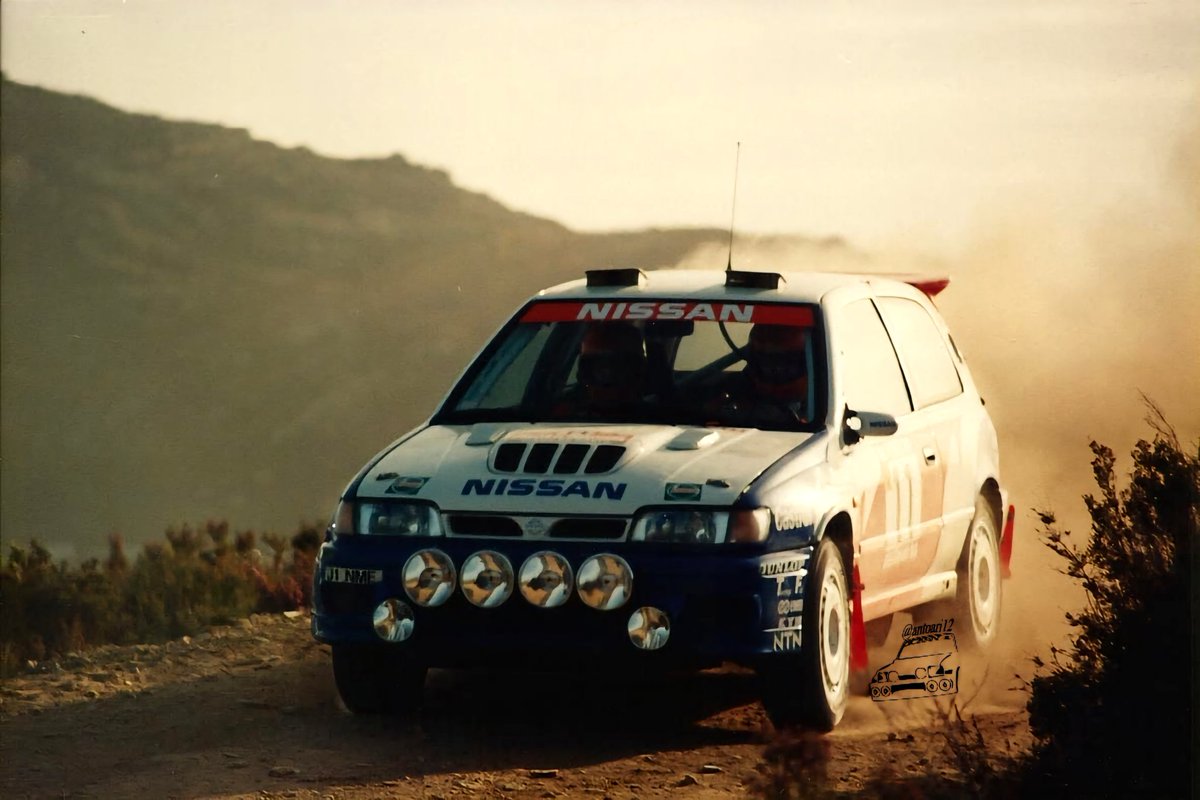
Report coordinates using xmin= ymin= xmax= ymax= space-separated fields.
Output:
xmin=577 ymin=323 xmax=646 ymax=395
xmin=746 ymin=324 xmax=809 ymax=395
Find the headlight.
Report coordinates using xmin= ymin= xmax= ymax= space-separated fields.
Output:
xmin=630 ymin=510 xmax=728 ymax=543
xmin=518 ymin=551 xmax=574 ymax=608
xmin=373 ymin=598 xmax=415 ymax=642
xmin=629 ymin=508 xmax=772 ymax=544
xmin=354 ymin=501 xmax=443 ymax=536
xmin=461 ymin=550 xmax=515 ymax=608
xmin=403 ymin=549 xmax=456 ymax=607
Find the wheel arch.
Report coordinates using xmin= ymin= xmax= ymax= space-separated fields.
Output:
xmin=979 ymin=478 xmax=1003 ymax=529
xmin=817 ymin=510 xmax=855 ymax=579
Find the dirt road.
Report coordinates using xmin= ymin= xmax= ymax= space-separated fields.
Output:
xmin=0 ymin=613 xmax=1031 ymax=799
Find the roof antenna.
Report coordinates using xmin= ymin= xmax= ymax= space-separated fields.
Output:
xmin=726 ymin=141 xmax=741 ymax=272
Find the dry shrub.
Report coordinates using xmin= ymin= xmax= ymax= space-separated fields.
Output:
xmin=1023 ymin=402 xmax=1195 ymax=796
xmin=0 ymin=519 xmax=322 ymax=676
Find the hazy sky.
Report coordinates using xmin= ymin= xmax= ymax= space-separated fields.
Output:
xmin=3 ymin=0 xmax=1199 ymax=248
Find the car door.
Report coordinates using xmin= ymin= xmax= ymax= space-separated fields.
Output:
xmin=827 ymin=297 xmax=926 ymax=609
xmin=875 ymin=295 xmax=974 ymax=575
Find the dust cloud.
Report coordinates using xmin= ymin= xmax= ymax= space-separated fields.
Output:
xmin=675 ymin=101 xmax=1200 ymax=682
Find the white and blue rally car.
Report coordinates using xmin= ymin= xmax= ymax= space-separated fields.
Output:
xmin=311 ymin=268 xmax=1014 ymax=730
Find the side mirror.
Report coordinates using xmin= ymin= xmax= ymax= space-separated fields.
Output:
xmin=843 ymin=407 xmax=899 ymax=445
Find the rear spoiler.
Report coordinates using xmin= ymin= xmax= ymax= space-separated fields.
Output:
xmin=905 ymin=276 xmax=950 ymax=298
xmin=862 ymin=273 xmax=950 ymax=298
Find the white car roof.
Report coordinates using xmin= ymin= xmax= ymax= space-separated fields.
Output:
xmin=534 ymin=269 xmax=939 ymax=305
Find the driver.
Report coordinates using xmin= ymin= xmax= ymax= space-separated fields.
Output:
xmin=716 ymin=323 xmax=811 ymax=427
xmin=573 ymin=322 xmax=647 ymax=414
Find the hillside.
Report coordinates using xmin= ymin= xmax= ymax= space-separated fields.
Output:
xmin=1 ymin=78 xmax=750 ymax=557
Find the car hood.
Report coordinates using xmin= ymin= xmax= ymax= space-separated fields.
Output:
xmin=357 ymin=423 xmax=817 ymax=513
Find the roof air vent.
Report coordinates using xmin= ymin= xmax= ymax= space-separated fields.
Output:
xmin=585 ymin=268 xmax=646 ymax=288
xmin=725 ymin=270 xmax=784 ymax=290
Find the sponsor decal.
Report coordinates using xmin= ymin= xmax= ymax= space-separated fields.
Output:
xmin=759 ymin=556 xmax=809 ymax=577
xmin=760 ymin=551 xmax=811 ymax=652
xmin=461 ymin=478 xmax=627 ymax=500
xmin=385 ymin=476 xmax=428 ymax=495
xmin=777 ymin=598 xmax=804 ymax=615
xmin=773 ymin=629 xmax=803 ymax=651
xmin=664 ymin=482 xmax=702 ymax=501
xmin=322 ymin=567 xmax=383 ymax=585
xmin=868 ymin=619 xmax=960 ymax=702
xmin=774 ymin=507 xmax=814 ymax=531
xmin=520 ymin=301 xmax=814 ymax=326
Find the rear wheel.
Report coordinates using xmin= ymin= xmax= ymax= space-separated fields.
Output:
xmin=759 ymin=538 xmax=850 ymax=731
xmin=331 ymin=643 xmax=427 ymax=715
xmin=955 ymin=497 xmax=1002 ymax=649
xmin=917 ymin=496 xmax=1001 ymax=649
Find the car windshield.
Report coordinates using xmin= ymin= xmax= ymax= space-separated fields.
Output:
xmin=434 ymin=299 xmax=826 ymax=432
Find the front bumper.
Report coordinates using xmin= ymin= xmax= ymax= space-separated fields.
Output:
xmin=312 ymin=535 xmax=814 ymax=670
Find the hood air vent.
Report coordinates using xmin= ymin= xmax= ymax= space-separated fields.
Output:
xmin=490 ymin=442 xmax=627 ymax=475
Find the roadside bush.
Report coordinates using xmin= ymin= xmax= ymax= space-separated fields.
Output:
xmin=0 ymin=520 xmax=322 ymax=677
xmin=1025 ymin=404 xmax=1196 ymax=796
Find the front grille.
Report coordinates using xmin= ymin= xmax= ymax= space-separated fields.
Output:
xmin=446 ymin=515 xmax=523 ymax=537
xmin=548 ymin=518 xmax=627 ymax=540
xmin=490 ymin=442 xmax=627 ymax=475
xmin=444 ymin=513 xmax=629 ymax=541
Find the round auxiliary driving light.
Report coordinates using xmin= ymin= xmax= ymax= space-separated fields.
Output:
xmin=460 ymin=550 xmax=515 ymax=608
xmin=373 ymin=598 xmax=415 ymax=642
xmin=519 ymin=551 xmax=574 ymax=608
xmin=576 ymin=554 xmax=633 ymax=611
xmin=403 ymin=549 xmax=456 ymax=608
xmin=627 ymin=606 xmax=670 ymax=651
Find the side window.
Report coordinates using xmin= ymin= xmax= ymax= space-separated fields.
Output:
xmin=837 ymin=299 xmax=911 ymax=416
xmin=876 ymin=297 xmax=963 ymax=409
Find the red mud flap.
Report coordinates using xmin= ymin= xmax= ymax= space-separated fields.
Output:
xmin=850 ymin=563 xmax=869 ymax=672
xmin=999 ymin=504 xmax=1015 ymax=579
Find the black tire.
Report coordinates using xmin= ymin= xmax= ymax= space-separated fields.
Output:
xmin=331 ymin=643 xmax=427 ymax=715
xmin=758 ymin=538 xmax=851 ymax=731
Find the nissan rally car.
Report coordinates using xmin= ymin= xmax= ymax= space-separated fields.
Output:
xmin=311 ymin=268 xmax=1015 ymax=730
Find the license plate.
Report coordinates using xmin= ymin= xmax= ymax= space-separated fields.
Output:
xmin=323 ymin=566 xmax=383 ymax=585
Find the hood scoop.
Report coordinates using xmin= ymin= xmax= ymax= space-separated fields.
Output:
xmin=666 ymin=428 xmax=721 ymax=451
xmin=466 ymin=423 xmax=509 ymax=446
xmin=492 ymin=441 xmax=627 ymax=475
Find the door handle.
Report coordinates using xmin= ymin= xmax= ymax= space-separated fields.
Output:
xmin=923 ymin=447 xmax=937 ymax=464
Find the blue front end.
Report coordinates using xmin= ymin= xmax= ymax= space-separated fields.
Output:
xmin=312 ymin=534 xmax=815 ymax=671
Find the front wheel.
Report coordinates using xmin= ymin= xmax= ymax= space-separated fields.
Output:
xmin=331 ymin=643 xmax=427 ymax=715
xmin=758 ymin=538 xmax=851 ymax=731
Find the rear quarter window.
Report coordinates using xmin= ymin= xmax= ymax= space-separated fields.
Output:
xmin=876 ymin=297 xmax=963 ymax=409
